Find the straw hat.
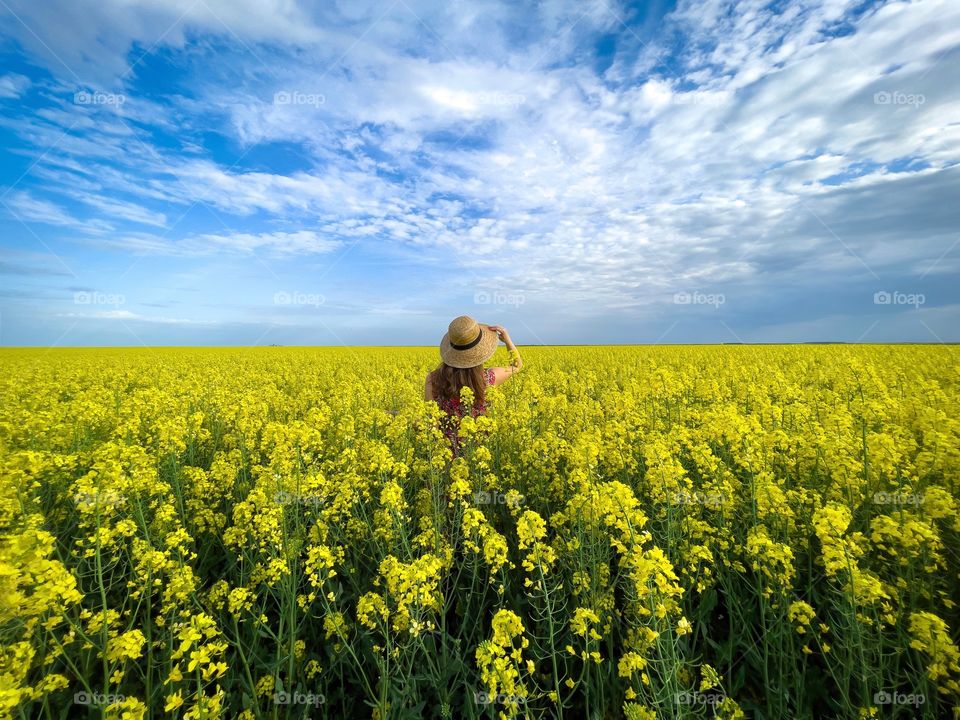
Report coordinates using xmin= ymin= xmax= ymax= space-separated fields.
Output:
xmin=439 ymin=315 xmax=499 ymax=368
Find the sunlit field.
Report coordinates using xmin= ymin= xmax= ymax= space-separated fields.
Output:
xmin=2 ymin=346 xmax=959 ymax=719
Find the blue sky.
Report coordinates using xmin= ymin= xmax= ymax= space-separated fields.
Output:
xmin=0 ymin=0 xmax=958 ymax=346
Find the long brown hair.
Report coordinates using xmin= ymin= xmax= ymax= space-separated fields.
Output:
xmin=429 ymin=362 xmax=487 ymax=407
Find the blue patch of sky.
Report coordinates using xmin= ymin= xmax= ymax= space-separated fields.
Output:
xmin=819 ymin=160 xmax=882 ymax=185
xmin=886 ymin=156 xmax=930 ymax=173
xmin=817 ymin=0 xmax=879 ymax=39
xmin=818 ymin=156 xmax=930 ymax=185
xmin=123 ymin=45 xmax=194 ymax=97
xmin=421 ymin=124 xmax=498 ymax=152
xmin=592 ymin=33 xmax=619 ymax=75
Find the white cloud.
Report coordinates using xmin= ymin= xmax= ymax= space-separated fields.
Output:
xmin=0 ymin=73 xmax=30 ymax=98
xmin=64 ymin=191 xmax=167 ymax=227
xmin=61 ymin=309 xmax=218 ymax=324
xmin=105 ymin=230 xmax=341 ymax=257
xmin=188 ymin=230 xmax=340 ymax=256
xmin=3 ymin=191 xmax=113 ymax=233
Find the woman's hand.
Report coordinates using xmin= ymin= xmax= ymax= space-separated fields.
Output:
xmin=487 ymin=325 xmax=511 ymax=343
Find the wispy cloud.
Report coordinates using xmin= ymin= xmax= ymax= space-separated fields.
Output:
xmin=4 ymin=190 xmax=113 ymax=233
xmin=61 ymin=309 xmax=217 ymax=324
xmin=0 ymin=259 xmax=71 ymax=276
xmin=0 ymin=72 xmax=30 ymax=98
xmin=104 ymin=229 xmax=341 ymax=257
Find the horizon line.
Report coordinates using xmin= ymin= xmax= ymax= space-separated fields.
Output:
xmin=1 ymin=342 xmax=958 ymax=349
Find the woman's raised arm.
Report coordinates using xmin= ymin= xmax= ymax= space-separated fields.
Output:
xmin=485 ymin=325 xmax=522 ymax=386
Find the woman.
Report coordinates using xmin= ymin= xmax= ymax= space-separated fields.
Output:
xmin=425 ymin=315 xmax=523 ymax=454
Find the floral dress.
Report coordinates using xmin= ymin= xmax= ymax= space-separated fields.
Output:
xmin=437 ymin=368 xmax=495 ymax=456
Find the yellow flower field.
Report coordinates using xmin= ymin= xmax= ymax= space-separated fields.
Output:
xmin=1 ymin=345 xmax=959 ymax=719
